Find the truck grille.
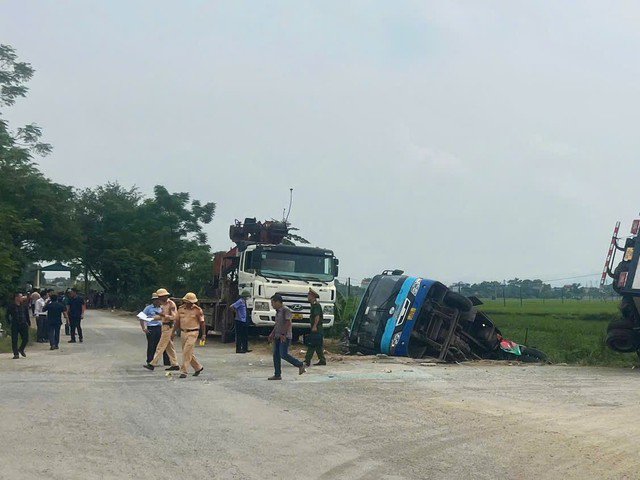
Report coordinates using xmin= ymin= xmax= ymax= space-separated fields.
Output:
xmin=278 ymin=292 xmax=311 ymax=316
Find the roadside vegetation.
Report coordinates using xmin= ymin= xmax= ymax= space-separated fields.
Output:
xmin=482 ymin=299 xmax=635 ymax=367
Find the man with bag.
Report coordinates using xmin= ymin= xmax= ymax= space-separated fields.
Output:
xmin=139 ymin=292 xmax=171 ymax=367
xmin=304 ymin=288 xmax=327 ymax=366
xmin=144 ymin=288 xmax=179 ymax=371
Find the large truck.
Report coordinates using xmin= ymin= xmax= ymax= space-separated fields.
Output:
xmin=602 ymin=219 xmax=640 ymax=357
xmin=203 ymin=218 xmax=339 ymax=342
xmin=348 ymin=270 xmax=547 ymax=362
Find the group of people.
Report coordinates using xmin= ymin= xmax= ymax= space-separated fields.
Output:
xmin=5 ymin=288 xmax=86 ymax=358
xmin=140 ymin=288 xmax=205 ymax=379
xmin=138 ymin=287 xmax=327 ymax=380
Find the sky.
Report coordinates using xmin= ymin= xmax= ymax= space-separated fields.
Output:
xmin=2 ymin=0 xmax=640 ymax=286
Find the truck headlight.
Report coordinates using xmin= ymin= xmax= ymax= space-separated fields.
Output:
xmin=323 ymin=305 xmax=334 ymax=315
xmin=254 ymin=301 xmax=270 ymax=312
xmin=391 ymin=332 xmax=402 ymax=348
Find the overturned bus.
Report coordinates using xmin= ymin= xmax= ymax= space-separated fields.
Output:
xmin=348 ymin=270 xmax=546 ymax=363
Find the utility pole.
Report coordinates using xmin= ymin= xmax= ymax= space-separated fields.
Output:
xmin=519 ymin=284 xmax=523 ymax=307
xmin=347 ymin=277 xmax=351 ymax=297
xmin=502 ymin=280 xmax=506 ymax=306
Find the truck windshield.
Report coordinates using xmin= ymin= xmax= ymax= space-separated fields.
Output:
xmin=258 ymin=251 xmax=334 ymax=282
xmin=351 ymin=275 xmax=405 ymax=350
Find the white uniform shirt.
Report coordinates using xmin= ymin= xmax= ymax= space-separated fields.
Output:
xmin=34 ymin=297 xmax=46 ymax=316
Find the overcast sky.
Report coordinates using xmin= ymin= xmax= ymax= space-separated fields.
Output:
xmin=2 ymin=1 xmax=639 ymax=285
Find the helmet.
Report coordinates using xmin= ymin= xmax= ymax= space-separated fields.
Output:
xmin=182 ymin=292 xmax=198 ymax=303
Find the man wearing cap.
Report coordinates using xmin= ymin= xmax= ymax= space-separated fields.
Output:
xmin=231 ymin=290 xmax=251 ymax=354
xmin=139 ymin=293 xmax=171 ymax=367
xmin=144 ymin=288 xmax=179 ymax=371
xmin=304 ymin=288 xmax=327 ymax=366
xmin=268 ymin=294 xmax=305 ymax=380
xmin=171 ymin=292 xmax=205 ymax=378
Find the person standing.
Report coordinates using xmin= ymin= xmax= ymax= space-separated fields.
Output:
xmin=7 ymin=293 xmax=30 ymax=359
xmin=304 ymin=288 xmax=327 ymax=366
xmin=144 ymin=288 xmax=179 ymax=371
xmin=62 ymin=289 xmax=71 ymax=336
xmin=34 ymin=292 xmax=48 ymax=343
xmin=44 ymin=294 xmax=66 ymax=350
xmin=171 ymin=292 xmax=205 ymax=379
xmin=66 ymin=288 xmax=86 ymax=343
xmin=231 ymin=290 xmax=251 ymax=353
xmin=139 ymin=293 xmax=171 ymax=367
xmin=268 ymin=294 xmax=305 ymax=380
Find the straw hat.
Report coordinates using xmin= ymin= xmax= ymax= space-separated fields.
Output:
xmin=182 ymin=292 xmax=198 ymax=303
xmin=155 ymin=288 xmax=170 ymax=297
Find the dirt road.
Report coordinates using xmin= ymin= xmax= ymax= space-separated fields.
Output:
xmin=1 ymin=310 xmax=639 ymax=480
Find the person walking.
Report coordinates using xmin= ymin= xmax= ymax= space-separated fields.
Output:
xmin=171 ymin=292 xmax=205 ymax=379
xmin=231 ymin=290 xmax=251 ymax=353
xmin=66 ymin=288 xmax=85 ymax=343
xmin=44 ymin=294 xmax=66 ymax=350
xmin=139 ymin=293 xmax=171 ymax=367
xmin=304 ymin=288 xmax=327 ymax=366
xmin=7 ymin=293 xmax=30 ymax=359
xmin=268 ymin=294 xmax=305 ymax=380
xmin=144 ymin=288 xmax=179 ymax=371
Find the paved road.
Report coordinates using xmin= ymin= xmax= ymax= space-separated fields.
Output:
xmin=1 ymin=310 xmax=639 ymax=480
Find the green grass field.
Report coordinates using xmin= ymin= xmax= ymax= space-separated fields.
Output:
xmin=480 ymin=298 xmax=635 ymax=366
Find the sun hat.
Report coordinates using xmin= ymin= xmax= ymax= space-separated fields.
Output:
xmin=240 ymin=290 xmax=251 ymax=298
xmin=182 ymin=292 xmax=198 ymax=303
xmin=151 ymin=292 xmax=159 ymax=299
xmin=156 ymin=288 xmax=170 ymax=297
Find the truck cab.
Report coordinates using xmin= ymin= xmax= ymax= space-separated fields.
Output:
xmin=239 ymin=244 xmax=338 ymax=331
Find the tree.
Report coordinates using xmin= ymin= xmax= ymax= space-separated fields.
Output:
xmin=75 ymin=183 xmax=216 ymax=306
xmin=0 ymin=45 xmax=80 ymax=301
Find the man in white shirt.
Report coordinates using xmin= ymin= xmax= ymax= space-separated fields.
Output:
xmin=34 ymin=291 xmax=48 ymax=343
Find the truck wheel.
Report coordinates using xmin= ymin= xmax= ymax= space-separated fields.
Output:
xmin=443 ymin=291 xmax=472 ymax=312
xmin=607 ymin=318 xmax=637 ymax=332
xmin=606 ymin=328 xmax=638 ymax=353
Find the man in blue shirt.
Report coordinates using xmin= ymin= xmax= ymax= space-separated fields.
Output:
xmin=44 ymin=294 xmax=66 ymax=350
xmin=139 ymin=293 xmax=173 ymax=368
xmin=231 ymin=290 xmax=251 ymax=354
xmin=66 ymin=288 xmax=85 ymax=343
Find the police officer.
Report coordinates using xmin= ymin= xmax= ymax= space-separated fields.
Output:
xmin=171 ymin=292 xmax=205 ymax=379
xmin=144 ymin=288 xmax=179 ymax=371
xmin=304 ymin=288 xmax=327 ymax=366
xmin=139 ymin=292 xmax=171 ymax=367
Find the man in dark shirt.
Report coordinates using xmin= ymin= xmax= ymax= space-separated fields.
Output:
xmin=267 ymin=294 xmax=305 ymax=380
xmin=66 ymin=288 xmax=86 ymax=343
xmin=7 ymin=293 xmax=30 ymax=359
xmin=44 ymin=294 xmax=66 ymax=350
